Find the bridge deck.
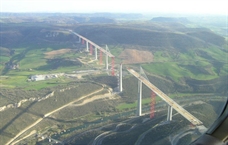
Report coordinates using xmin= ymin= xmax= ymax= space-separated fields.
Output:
xmin=127 ymin=68 xmax=203 ymax=126
xmin=70 ymin=31 xmax=114 ymax=57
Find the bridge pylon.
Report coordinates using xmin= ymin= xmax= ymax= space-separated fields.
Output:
xmin=119 ymin=64 xmax=123 ymax=92
xmin=86 ymin=41 xmax=89 ymax=52
xmin=137 ymin=79 xmax=142 ymax=116
xmin=99 ymin=49 xmax=103 ymax=65
xmin=111 ymin=57 xmax=115 ymax=76
xmin=167 ymin=105 xmax=173 ymax=121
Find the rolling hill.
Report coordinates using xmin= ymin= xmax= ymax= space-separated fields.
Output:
xmin=0 ymin=15 xmax=227 ymax=145
xmin=73 ymin=23 xmax=225 ymax=50
xmin=0 ymin=21 xmax=227 ymax=94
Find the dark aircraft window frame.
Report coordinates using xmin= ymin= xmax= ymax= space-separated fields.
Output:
xmin=190 ymin=98 xmax=228 ymax=145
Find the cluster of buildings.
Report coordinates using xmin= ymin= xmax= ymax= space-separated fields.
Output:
xmin=28 ymin=73 xmax=64 ymax=81
xmin=45 ymin=32 xmax=59 ymax=37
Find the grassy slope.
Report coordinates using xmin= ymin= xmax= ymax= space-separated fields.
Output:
xmin=0 ymin=42 xmax=84 ymax=90
xmin=1 ymin=22 xmax=226 ymax=88
xmin=142 ymin=46 xmax=228 ymax=82
xmin=0 ymin=23 xmax=226 ymax=106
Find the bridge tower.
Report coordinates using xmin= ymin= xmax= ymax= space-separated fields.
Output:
xmin=86 ymin=41 xmax=89 ymax=52
xmin=137 ymin=79 xmax=142 ymax=116
xmin=150 ymin=91 xmax=156 ymax=119
xmin=167 ymin=106 xmax=173 ymax=121
xmin=111 ymin=57 xmax=115 ymax=76
xmin=136 ymin=67 xmax=148 ymax=116
xmin=99 ymin=49 xmax=103 ymax=64
xmin=119 ymin=63 xmax=123 ymax=92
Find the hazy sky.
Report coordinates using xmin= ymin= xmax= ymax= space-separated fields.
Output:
xmin=0 ymin=0 xmax=227 ymax=15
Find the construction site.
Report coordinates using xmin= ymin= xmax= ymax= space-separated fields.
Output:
xmin=2 ymin=29 xmax=223 ymax=145
xmin=0 ymin=18 xmax=227 ymax=145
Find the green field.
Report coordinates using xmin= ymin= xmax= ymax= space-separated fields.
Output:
xmin=142 ymin=47 xmax=228 ymax=82
xmin=0 ymin=56 xmax=10 ymax=62
xmin=19 ymin=48 xmax=47 ymax=69
xmin=109 ymin=45 xmax=123 ymax=56
xmin=116 ymin=98 xmax=158 ymax=110
xmin=0 ymin=45 xmax=88 ymax=90
xmin=142 ymin=62 xmax=217 ymax=82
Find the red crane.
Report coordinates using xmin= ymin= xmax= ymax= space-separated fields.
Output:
xmin=111 ymin=57 xmax=115 ymax=76
xmin=81 ymin=39 xmax=85 ymax=45
xmin=90 ymin=44 xmax=93 ymax=55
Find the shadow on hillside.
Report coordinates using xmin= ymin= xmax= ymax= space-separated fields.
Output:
xmin=1 ymin=48 xmax=30 ymax=75
xmin=0 ymin=101 xmax=38 ymax=136
xmin=0 ymin=131 xmax=14 ymax=139
xmin=17 ymin=106 xmax=44 ymax=118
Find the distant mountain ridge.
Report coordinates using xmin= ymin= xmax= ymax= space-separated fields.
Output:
xmin=0 ymin=22 xmax=225 ymax=51
xmin=74 ymin=23 xmax=225 ymax=51
xmin=0 ymin=16 xmax=116 ymax=24
xmin=151 ymin=17 xmax=190 ymax=23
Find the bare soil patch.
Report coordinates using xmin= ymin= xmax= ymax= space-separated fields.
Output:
xmin=119 ymin=49 xmax=153 ymax=64
xmin=44 ymin=48 xmax=72 ymax=59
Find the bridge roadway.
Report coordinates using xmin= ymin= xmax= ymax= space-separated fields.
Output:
xmin=68 ymin=30 xmax=114 ymax=58
xmin=127 ymin=68 xmax=203 ymax=126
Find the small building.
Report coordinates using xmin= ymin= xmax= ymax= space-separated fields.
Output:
xmin=30 ymin=75 xmax=46 ymax=81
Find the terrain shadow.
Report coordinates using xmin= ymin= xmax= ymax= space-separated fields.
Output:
xmin=0 ymin=101 xmax=37 ymax=135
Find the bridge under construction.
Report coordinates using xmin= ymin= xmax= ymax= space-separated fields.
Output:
xmin=70 ymin=30 xmax=204 ymax=126
xmin=127 ymin=68 xmax=203 ymax=126
xmin=69 ymin=30 xmax=115 ymax=76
